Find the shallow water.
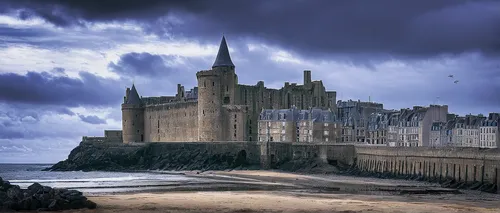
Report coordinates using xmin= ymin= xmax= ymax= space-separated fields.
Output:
xmin=0 ymin=164 xmax=207 ymax=194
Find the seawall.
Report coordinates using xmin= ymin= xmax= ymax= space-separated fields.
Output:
xmin=353 ymin=145 xmax=500 ymax=193
xmin=48 ymin=141 xmax=500 ymax=193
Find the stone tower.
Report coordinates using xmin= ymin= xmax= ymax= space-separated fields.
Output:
xmin=196 ymin=36 xmax=238 ymax=141
xmin=121 ymin=84 xmax=145 ymax=143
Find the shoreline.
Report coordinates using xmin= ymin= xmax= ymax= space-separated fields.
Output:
xmin=64 ymin=170 xmax=500 ymax=213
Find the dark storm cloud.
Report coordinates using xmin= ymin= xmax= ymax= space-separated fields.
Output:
xmin=78 ymin=114 xmax=107 ymax=125
xmin=0 ymin=70 xmax=122 ymax=107
xmin=108 ymin=52 xmax=175 ymax=77
xmin=1 ymin=0 xmax=499 ymax=58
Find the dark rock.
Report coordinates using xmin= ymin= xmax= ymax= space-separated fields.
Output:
xmin=85 ymin=200 xmax=97 ymax=209
xmin=20 ymin=196 xmax=33 ymax=210
xmin=0 ymin=180 xmax=11 ymax=191
xmin=6 ymin=185 xmax=22 ymax=201
xmin=47 ymin=199 xmax=59 ymax=211
xmin=3 ymin=200 xmax=20 ymax=211
xmin=28 ymin=183 xmax=43 ymax=194
xmin=42 ymin=186 xmax=52 ymax=194
xmin=0 ymin=178 xmax=95 ymax=211
xmin=69 ymin=199 xmax=85 ymax=209
xmin=30 ymin=197 xmax=42 ymax=210
xmin=0 ymin=191 xmax=7 ymax=201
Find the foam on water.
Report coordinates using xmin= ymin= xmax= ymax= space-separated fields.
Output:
xmin=0 ymin=164 xmax=205 ymax=194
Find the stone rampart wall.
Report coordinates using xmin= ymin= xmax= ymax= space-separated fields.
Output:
xmin=355 ymin=145 xmax=500 ymax=190
xmin=144 ymin=101 xmax=198 ymax=142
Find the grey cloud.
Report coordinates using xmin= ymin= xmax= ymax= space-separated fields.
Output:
xmin=0 ymin=24 xmax=144 ymax=50
xmin=108 ymin=52 xmax=175 ymax=77
xmin=1 ymin=0 xmax=499 ymax=59
xmin=78 ymin=114 xmax=107 ymax=125
xmin=0 ymin=70 xmax=123 ymax=107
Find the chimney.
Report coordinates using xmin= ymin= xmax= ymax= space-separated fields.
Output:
xmin=303 ymin=70 xmax=311 ymax=85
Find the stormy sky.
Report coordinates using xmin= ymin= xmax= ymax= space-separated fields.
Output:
xmin=0 ymin=0 xmax=499 ymax=163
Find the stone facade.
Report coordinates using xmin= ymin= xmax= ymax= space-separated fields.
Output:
xmin=429 ymin=113 xmax=499 ymax=148
xmin=121 ymin=36 xmax=337 ymax=143
xmin=257 ymin=107 xmax=341 ymax=143
xmin=337 ymin=100 xmax=384 ymax=143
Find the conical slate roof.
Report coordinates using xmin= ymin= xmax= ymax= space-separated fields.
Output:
xmin=126 ymin=84 xmax=142 ymax=104
xmin=212 ymin=36 xmax=235 ymax=68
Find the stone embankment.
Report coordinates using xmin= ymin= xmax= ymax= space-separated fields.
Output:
xmin=46 ymin=142 xmax=259 ymax=172
xmin=339 ymin=166 xmax=497 ymax=194
xmin=0 ymin=177 xmax=96 ymax=211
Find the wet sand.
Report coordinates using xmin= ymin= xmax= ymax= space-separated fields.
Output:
xmin=64 ymin=170 xmax=500 ymax=213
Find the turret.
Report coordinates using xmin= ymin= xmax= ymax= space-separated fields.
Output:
xmin=197 ymin=36 xmax=238 ymax=141
xmin=121 ymin=84 xmax=145 ymax=143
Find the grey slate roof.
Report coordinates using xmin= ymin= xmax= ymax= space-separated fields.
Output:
xmin=126 ymin=84 xmax=142 ymax=104
xmin=212 ymin=36 xmax=235 ymax=68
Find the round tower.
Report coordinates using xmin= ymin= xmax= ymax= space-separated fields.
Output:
xmin=197 ymin=70 xmax=223 ymax=141
xmin=196 ymin=35 xmax=237 ymax=142
xmin=121 ymin=84 xmax=145 ymax=143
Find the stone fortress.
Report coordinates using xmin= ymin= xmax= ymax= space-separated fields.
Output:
xmin=120 ymin=36 xmax=337 ymax=143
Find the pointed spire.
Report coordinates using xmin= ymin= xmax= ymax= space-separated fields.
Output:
xmin=126 ymin=84 xmax=142 ymax=104
xmin=212 ymin=35 xmax=235 ymax=68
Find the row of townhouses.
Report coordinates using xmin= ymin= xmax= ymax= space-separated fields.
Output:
xmin=257 ymin=99 xmax=500 ymax=148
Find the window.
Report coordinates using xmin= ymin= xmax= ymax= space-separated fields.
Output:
xmin=235 ymin=114 xmax=237 ymax=119
xmin=204 ymin=81 xmax=206 ymax=87
xmin=324 ymin=123 xmax=329 ymax=127
xmin=324 ymin=131 xmax=329 ymax=136
xmin=212 ymin=81 xmax=215 ymax=86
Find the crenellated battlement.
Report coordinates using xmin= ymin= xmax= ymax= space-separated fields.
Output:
xmin=196 ymin=69 xmax=219 ymax=78
xmin=145 ymin=100 xmax=198 ymax=111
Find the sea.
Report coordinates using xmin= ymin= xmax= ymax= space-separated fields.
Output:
xmin=0 ymin=164 xmax=207 ymax=195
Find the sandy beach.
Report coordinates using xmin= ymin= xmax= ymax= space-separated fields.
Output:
xmin=64 ymin=171 xmax=500 ymax=213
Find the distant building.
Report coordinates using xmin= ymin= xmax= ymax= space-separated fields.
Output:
xmin=384 ymin=105 xmax=448 ymax=147
xmin=480 ymin=113 xmax=499 ymax=148
xmin=366 ymin=110 xmax=397 ymax=145
xmin=258 ymin=107 xmax=341 ymax=143
xmin=427 ymin=113 xmax=500 ymax=148
xmin=337 ymin=100 xmax=384 ymax=143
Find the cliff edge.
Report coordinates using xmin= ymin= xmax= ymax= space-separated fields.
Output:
xmin=46 ymin=142 xmax=259 ymax=172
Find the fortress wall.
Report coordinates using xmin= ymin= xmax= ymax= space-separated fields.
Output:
xmin=144 ymin=101 xmax=198 ymax=142
xmin=261 ymin=142 xmax=357 ymax=168
xmin=355 ymin=146 xmax=500 ymax=187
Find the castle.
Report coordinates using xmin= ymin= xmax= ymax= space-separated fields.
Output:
xmin=121 ymin=36 xmax=337 ymax=143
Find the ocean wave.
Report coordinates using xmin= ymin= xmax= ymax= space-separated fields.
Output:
xmin=9 ymin=174 xmax=190 ymax=184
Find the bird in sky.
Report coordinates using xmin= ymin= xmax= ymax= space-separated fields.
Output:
xmin=454 ymin=80 xmax=459 ymax=84
xmin=448 ymin=74 xmax=454 ymax=78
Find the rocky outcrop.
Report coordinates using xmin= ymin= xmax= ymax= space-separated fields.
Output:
xmin=0 ymin=177 xmax=96 ymax=211
xmin=46 ymin=142 xmax=259 ymax=172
